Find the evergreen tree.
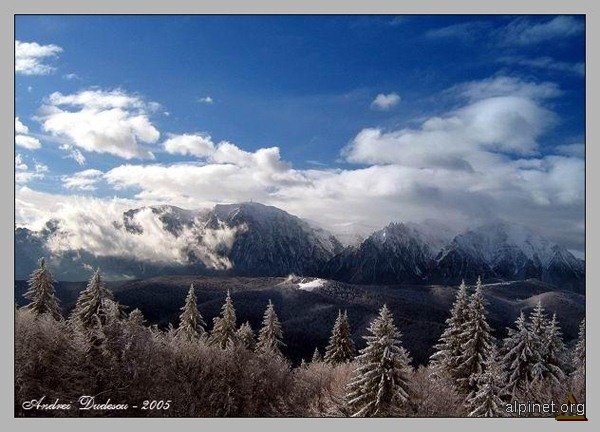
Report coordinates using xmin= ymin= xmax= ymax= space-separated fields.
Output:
xmin=538 ymin=313 xmax=566 ymax=385
xmin=211 ymin=290 xmax=238 ymax=349
xmin=324 ymin=310 xmax=356 ymax=364
xmin=256 ymin=300 xmax=285 ymax=355
xmin=236 ymin=321 xmax=256 ymax=351
xmin=23 ymin=258 xmax=62 ymax=320
xmin=70 ymin=269 xmax=115 ymax=332
xmin=346 ymin=304 xmax=412 ymax=417
xmin=454 ymin=277 xmax=494 ymax=395
xmin=429 ymin=280 xmax=469 ymax=380
xmin=572 ymin=319 xmax=585 ymax=378
xmin=312 ymin=347 xmax=323 ymax=363
xmin=177 ymin=284 xmax=206 ymax=341
xmin=528 ymin=301 xmax=548 ymax=381
xmin=500 ymin=312 xmax=537 ymax=398
xmin=129 ymin=308 xmax=146 ymax=326
xmin=466 ymin=346 xmax=505 ymax=417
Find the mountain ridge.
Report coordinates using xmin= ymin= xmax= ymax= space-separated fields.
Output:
xmin=15 ymin=202 xmax=584 ymax=290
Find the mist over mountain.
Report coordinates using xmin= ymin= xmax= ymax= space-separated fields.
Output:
xmin=15 ymin=202 xmax=584 ymax=290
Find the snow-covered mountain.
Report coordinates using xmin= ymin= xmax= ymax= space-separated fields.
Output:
xmin=432 ymin=222 xmax=585 ymax=289
xmin=15 ymin=203 xmax=584 ymax=290
xmin=321 ymin=222 xmax=436 ymax=284
xmin=15 ymin=202 xmax=342 ymax=281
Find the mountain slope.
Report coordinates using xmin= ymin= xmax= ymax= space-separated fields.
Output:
xmin=321 ymin=223 xmax=435 ymax=284
xmin=432 ymin=222 xmax=585 ymax=290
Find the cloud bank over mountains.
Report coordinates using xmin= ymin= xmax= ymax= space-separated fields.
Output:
xmin=14 ymin=22 xmax=585 ymax=255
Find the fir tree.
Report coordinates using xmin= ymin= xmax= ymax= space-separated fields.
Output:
xmin=256 ymin=300 xmax=285 ymax=355
xmin=70 ymin=269 xmax=115 ymax=332
xmin=211 ymin=290 xmax=238 ymax=349
xmin=22 ymin=257 xmax=62 ymax=320
xmin=572 ymin=319 xmax=585 ymax=378
xmin=528 ymin=301 xmax=548 ymax=381
xmin=236 ymin=321 xmax=256 ymax=351
xmin=500 ymin=312 xmax=537 ymax=398
xmin=538 ymin=313 xmax=566 ymax=385
xmin=129 ymin=308 xmax=146 ymax=326
xmin=324 ymin=310 xmax=356 ymax=364
xmin=454 ymin=277 xmax=494 ymax=395
xmin=346 ymin=304 xmax=412 ymax=417
xmin=177 ymin=284 xmax=206 ymax=341
xmin=312 ymin=347 xmax=323 ymax=363
xmin=467 ymin=346 xmax=505 ymax=417
xmin=429 ymin=280 xmax=469 ymax=380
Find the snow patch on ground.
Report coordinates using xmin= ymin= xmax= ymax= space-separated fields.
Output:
xmin=297 ymin=278 xmax=326 ymax=291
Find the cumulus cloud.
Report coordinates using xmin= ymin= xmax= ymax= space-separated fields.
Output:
xmin=17 ymin=75 xmax=585 ymax=255
xmin=15 ymin=40 xmax=63 ymax=75
xmin=199 ymin=96 xmax=214 ymax=104
xmin=15 ymin=155 xmax=47 ymax=184
xmin=62 ymin=169 xmax=104 ymax=191
xmin=15 ymin=117 xmax=42 ymax=150
xmin=371 ymin=92 xmax=401 ymax=111
xmin=163 ymin=133 xmax=216 ymax=158
xmin=36 ymin=89 xmax=160 ymax=160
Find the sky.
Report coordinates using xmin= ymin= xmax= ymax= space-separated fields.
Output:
xmin=15 ymin=15 xmax=585 ymax=256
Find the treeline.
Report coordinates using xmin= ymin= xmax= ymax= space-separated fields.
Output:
xmin=15 ymin=259 xmax=585 ymax=417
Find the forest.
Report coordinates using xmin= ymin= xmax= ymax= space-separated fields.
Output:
xmin=15 ymin=258 xmax=585 ymax=417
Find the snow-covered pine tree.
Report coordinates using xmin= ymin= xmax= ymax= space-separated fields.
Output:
xmin=70 ymin=269 xmax=116 ymax=332
xmin=572 ymin=319 xmax=585 ymax=378
xmin=324 ymin=310 xmax=356 ymax=364
xmin=346 ymin=304 xmax=412 ymax=417
xmin=429 ymin=280 xmax=469 ymax=380
xmin=539 ymin=313 xmax=566 ymax=385
xmin=177 ymin=284 xmax=206 ymax=341
xmin=312 ymin=347 xmax=323 ymax=363
xmin=236 ymin=321 xmax=256 ymax=351
xmin=528 ymin=301 xmax=549 ymax=381
xmin=129 ymin=308 xmax=146 ymax=326
xmin=256 ymin=300 xmax=285 ymax=355
xmin=454 ymin=277 xmax=494 ymax=395
xmin=500 ymin=312 xmax=537 ymax=398
xmin=466 ymin=346 xmax=505 ymax=417
xmin=23 ymin=257 xmax=62 ymax=320
xmin=211 ymin=290 xmax=238 ymax=349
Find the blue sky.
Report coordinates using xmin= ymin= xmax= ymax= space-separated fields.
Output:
xmin=15 ymin=15 xmax=585 ymax=254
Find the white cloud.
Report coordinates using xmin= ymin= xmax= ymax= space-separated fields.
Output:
xmin=16 ymin=75 xmax=585 ymax=255
xmin=36 ymin=89 xmax=160 ymax=159
xmin=62 ymin=169 xmax=104 ymax=191
xmin=502 ymin=16 xmax=584 ymax=46
xmin=448 ymin=76 xmax=562 ymax=102
xmin=163 ymin=134 xmax=216 ymax=158
xmin=555 ymin=143 xmax=584 ymax=158
xmin=371 ymin=92 xmax=401 ymax=111
xmin=498 ymin=56 xmax=584 ymax=77
xmin=15 ymin=117 xmax=29 ymax=134
xmin=63 ymin=73 xmax=80 ymax=80
xmin=15 ymin=40 xmax=63 ymax=75
xmin=15 ymin=154 xmax=28 ymax=171
xmin=15 ymin=117 xmax=42 ymax=150
xmin=60 ymin=144 xmax=87 ymax=166
xmin=14 ymin=156 xmax=47 ymax=184
xmin=425 ymin=21 xmax=491 ymax=40
xmin=15 ymin=186 xmax=245 ymax=269
xmin=199 ymin=96 xmax=214 ymax=104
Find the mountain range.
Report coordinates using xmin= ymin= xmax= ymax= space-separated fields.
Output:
xmin=15 ymin=202 xmax=585 ymax=290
